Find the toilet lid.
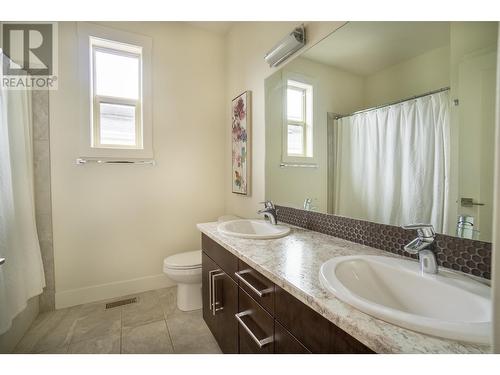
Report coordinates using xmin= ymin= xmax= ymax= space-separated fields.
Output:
xmin=164 ymin=250 xmax=202 ymax=270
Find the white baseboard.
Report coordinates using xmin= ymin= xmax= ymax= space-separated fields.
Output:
xmin=55 ymin=274 xmax=175 ymax=309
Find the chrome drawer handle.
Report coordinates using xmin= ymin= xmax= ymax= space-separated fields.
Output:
xmin=235 ymin=311 xmax=273 ymax=348
xmin=235 ymin=270 xmax=273 ymax=297
xmin=0 ymin=258 xmax=5 ymax=266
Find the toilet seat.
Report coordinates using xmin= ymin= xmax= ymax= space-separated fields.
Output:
xmin=163 ymin=250 xmax=201 ymax=271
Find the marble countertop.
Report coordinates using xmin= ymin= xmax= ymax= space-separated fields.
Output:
xmin=197 ymin=221 xmax=491 ymax=354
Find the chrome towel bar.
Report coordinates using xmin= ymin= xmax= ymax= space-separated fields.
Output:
xmin=279 ymin=162 xmax=317 ymax=168
xmin=76 ymin=158 xmax=156 ymax=166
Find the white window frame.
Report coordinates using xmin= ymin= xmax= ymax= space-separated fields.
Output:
xmin=282 ymin=72 xmax=315 ymax=164
xmin=286 ymin=83 xmax=308 ymax=157
xmin=91 ymin=42 xmax=143 ymax=149
xmin=78 ymin=23 xmax=153 ymax=159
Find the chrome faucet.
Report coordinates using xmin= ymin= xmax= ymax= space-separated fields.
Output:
xmin=401 ymin=224 xmax=438 ymax=274
xmin=258 ymin=201 xmax=278 ymax=225
xmin=303 ymin=198 xmax=312 ymax=210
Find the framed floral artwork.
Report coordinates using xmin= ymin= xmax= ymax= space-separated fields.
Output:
xmin=232 ymin=91 xmax=251 ymax=195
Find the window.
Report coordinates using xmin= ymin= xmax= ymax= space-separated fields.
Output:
xmin=91 ymin=38 xmax=142 ymax=149
xmin=285 ymin=79 xmax=313 ymax=158
xmin=77 ymin=23 xmax=152 ymax=159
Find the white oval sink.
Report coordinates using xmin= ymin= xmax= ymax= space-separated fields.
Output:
xmin=319 ymin=255 xmax=491 ymax=344
xmin=217 ymin=219 xmax=290 ymax=239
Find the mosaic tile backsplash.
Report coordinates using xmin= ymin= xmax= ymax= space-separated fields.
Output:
xmin=276 ymin=205 xmax=492 ymax=279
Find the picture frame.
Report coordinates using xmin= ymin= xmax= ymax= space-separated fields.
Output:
xmin=231 ymin=90 xmax=251 ymax=195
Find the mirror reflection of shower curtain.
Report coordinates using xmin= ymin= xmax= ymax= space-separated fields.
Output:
xmin=0 ymin=78 xmax=46 ymax=334
xmin=329 ymin=91 xmax=450 ymax=232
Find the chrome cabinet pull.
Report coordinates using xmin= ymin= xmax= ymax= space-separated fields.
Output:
xmin=212 ymin=271 xmax=225 ymax=316
xmin=235 ymin=270 xmax=273 ymax=297
xmin=208 ymin=269 xmax=221 ymax=312
xmin=0 ymin=258 xmax=5 ymax=266
xmin=235 ymin=311 xmax=273 ymax=348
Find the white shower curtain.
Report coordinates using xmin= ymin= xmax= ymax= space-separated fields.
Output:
xmin=0 ymin=83 xmax=46 ymax=334
xmin=333 ymin=91 xmax=450 ymax=232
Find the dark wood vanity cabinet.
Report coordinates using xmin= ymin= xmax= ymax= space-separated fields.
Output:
xmin=202 ymin=234 xmax=238 ymax=281
xmin=237 ymin=288 xmax=274 ymax=354
xmin=274 ymin=285 xmax=331 ymax=353
xmin=237 ymin=259 xmax=275 ymax=315
xmin=330 ymin=320 xmax=374 ymax=354
xmin=202 ymin=251 xmax=238 ymax=353
xmin=274 ymin=321 xmax=311 ymax=354
xmin=202 ymin=252 xmax=217 ymax=333
xmin=201 ymin=234 xmax=374 ymax=354
xmin=275 ymin=285 xmax=373 ymax=354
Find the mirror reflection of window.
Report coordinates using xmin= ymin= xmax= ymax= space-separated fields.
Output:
xmin=286 ymin=80 xmax=313 ymax=158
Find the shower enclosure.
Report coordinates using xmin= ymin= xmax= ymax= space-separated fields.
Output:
xmin=0 ymin=66 xmax=46 ymax=337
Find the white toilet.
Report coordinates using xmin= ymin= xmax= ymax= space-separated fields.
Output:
xmin=163 ymin=250 xmax=202 ymax=311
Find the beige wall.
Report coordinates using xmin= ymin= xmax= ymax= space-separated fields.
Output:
xmin=364 ymin=45 xmax=450 ymax=108
xmin=265 ymin=57 xmax=364 ymax=211
xmin=224 ymin=22 xmax=345 ymax=218
xmin=50 ymin=22 xmax=226 ymax=308
xmin=50 ymin=21 xmax=345 ymax=308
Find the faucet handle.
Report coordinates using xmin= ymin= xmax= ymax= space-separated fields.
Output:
xmin=401 ymin=224 xmax=435 ymax=239
xmin=259 ymin=200 xmax=275 ymax=209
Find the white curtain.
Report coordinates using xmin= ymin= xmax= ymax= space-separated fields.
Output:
xmin=0 ymin=83 xmax=46 ymax=334
xmin=333 ymin=91 xmax=450 ymax=232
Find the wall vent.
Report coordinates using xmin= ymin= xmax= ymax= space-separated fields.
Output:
xmin=105 ymin=297 xmax=138 ymax=309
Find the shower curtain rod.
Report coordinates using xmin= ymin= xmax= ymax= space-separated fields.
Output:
xmin=333 ymin=86 xmax=450 ymax=120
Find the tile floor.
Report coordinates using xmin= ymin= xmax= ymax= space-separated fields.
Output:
xmin=13 ymin=287 xmax=221 ymax=354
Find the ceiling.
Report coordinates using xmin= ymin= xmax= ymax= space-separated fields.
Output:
xmin=186 ymin=22 xmax=234 ymax=35
xmin=302 ymin=22 xmax=450 ymax=76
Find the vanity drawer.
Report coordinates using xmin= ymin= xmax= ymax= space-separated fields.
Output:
xmin=236 ymin=260 xmax=275 ymax=315
xmin=237 ymin=289 xmax=274 ymax=354
xmin=202 ymin=234 xmax=238 ymax=281
xmin=274 ymin=321 xmax=311 ymax=354
xmin=275 ymin=285 xmax=331 ymax=353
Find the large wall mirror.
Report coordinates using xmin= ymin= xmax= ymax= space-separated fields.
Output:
xmin=265 ymin=22 xmax=498 ymax=242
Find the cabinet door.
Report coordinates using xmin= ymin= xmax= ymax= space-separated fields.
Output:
xmin=274 ymin=321 xmax=311 ymax=354
xmin=213 ymin=270 xmax=239 ymax=353
xmin=202 ymin=252 xmax=218 ymax=335
xmin=202 ymin=234 xmax=238 ymax=281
